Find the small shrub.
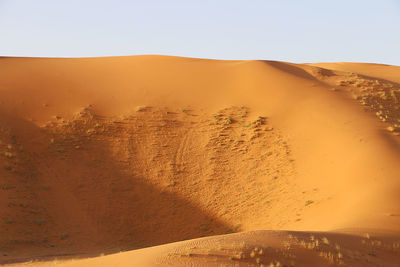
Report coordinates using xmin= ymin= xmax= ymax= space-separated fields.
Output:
xmin=35 ymin=219 xmax=45 ymax=226
xmin=4 ymin=164 xmax=12 ymax=171
xmin=387 ymin=126 xmax=395 ymax=132
xmin=135 ymin=105 xmax=147 ymax=112
xmin=305 ymin=200 xmax=314 ymax=206
xmin=322 ymin=237 xmax=330 ymax=245
xmin=61 ymin=233 xmax=68 ymax=240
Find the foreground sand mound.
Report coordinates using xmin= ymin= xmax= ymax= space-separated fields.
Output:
xmin=0 ymin=56 xmax=400 ymax=266
xmin=6 ymin=231 xmax=400 ymax=266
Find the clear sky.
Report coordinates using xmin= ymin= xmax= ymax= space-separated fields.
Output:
xmin=0 ymin=0 xmax=399 ymax=65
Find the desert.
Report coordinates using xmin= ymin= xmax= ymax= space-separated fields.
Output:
xmin=0 ymin=55 xmax=399 ymax=266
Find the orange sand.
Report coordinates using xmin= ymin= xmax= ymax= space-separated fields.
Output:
xmin=0 ymin=56 xmax=399 ymax=266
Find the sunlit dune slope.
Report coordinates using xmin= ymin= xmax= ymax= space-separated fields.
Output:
xmin=0 ymin=56 xmax=400 ymax=266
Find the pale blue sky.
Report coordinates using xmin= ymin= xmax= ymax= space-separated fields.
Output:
xmin=0 ymin=0 xmax=399 ymax=65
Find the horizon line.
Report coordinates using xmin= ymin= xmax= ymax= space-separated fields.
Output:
xmin=0 ymin=54 xmax=397 ymax=67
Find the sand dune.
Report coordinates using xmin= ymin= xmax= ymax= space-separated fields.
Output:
xmin=0 ymin=56 xmax=399 ymax=266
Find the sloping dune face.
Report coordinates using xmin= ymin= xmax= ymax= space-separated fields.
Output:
xmin=0 ymin=56 xmax=400 ymax=266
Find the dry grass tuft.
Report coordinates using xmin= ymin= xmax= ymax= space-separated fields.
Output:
xmin=135 ymin=105 xmax=147 ymax=112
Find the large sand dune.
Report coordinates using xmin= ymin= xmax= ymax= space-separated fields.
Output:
xmin=0 ymin=56 xmax=399 ymax=266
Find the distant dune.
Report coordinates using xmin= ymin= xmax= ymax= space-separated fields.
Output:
xmin=0 ymin=56 xmax=399 ymax=266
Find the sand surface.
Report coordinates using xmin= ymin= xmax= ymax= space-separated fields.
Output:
xmin=0 ymin=56 xmax=399 ymax=266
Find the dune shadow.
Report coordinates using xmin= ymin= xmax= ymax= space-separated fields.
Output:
xmin=261 ymin=60 xmax=319 ymax=81
xmin=0 ymin=111 xmax=233 ymax=264
xmin=377 ymin=129 xmax=400 ymax=156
